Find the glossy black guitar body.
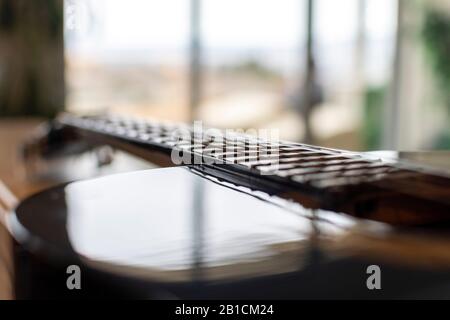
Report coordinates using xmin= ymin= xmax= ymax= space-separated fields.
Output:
xmin=10 ymin=167 xmax=450 ymax=299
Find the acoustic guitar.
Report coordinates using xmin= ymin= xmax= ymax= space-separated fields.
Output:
xmin=8 ymin=113 xmax=450 ymax=299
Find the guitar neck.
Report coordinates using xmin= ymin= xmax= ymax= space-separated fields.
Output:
xmin=55 ymin=113 xmax=450 ymax=225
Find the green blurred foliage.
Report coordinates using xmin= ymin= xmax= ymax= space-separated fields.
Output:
xmin=422 ymin=8 xmax=450 ymax=149
xmin=422 ymin=9 xmax=450 ymax=107
xmin=362 ymin=86 xmax=385 ymax=150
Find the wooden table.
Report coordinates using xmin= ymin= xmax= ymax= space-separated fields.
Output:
xmin=0 ymin=119 xmax=45 ymax=299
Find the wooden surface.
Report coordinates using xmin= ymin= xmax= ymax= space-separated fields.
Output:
xmin=0 ymin=119 xmax=47 ymax=198
xmin=0 ymin=211 xmax=12 ymax=300
xmin=0 ymin=119 xmax=44 ymax=299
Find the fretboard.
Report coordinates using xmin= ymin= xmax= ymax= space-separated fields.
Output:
xmin=58 ymin=113 xmax=450 ymax=225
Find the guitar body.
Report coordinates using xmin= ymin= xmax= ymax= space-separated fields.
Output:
xmin=10 ymin=166 xmax=450 ymax=299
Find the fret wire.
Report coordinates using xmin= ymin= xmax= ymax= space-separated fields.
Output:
xmin=60 ymin=114 xmax=421 ymax=192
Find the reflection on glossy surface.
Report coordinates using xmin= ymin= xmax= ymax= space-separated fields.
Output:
xmin=13 ymin=166 xmax=450 ymax=286
xmin=64 ymin=168 xmax=320 ymax=281
xmin=364 ymin=150 xmax=450 ymax=174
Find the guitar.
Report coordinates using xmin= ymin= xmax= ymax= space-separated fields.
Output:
xmin=8 ymin=113 xmax=450 ymax=299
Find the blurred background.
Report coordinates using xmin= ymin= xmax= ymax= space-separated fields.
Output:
xmin=0 ymin=0 xmax=449 ymax=151
xmin=0 ymin=0 xmax=449 ymax=299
